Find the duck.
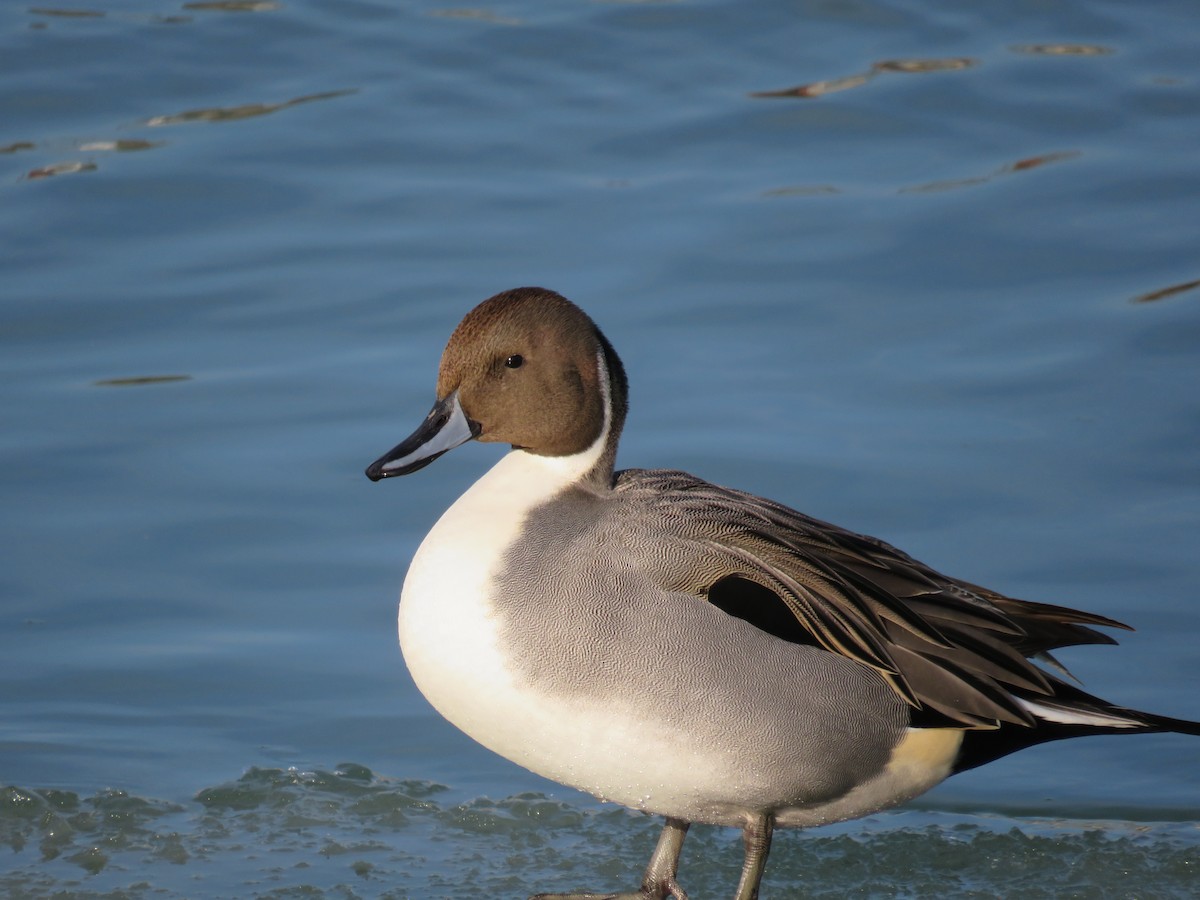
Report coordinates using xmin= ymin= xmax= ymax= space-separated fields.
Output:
xmin=366 ymin=286 xmax=1200 ymax=900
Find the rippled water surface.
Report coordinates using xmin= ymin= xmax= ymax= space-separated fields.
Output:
xmin=3 ymin=0 xmax=1199 ymax=897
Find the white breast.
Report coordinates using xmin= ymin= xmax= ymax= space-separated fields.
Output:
xmin=398 ymin=433 xmax=624 ymax=771
xmin=399 ymin=449 xmax=564 ymax=730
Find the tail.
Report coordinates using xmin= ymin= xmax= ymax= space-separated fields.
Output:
xmin=953 ymin=677 xmax=1200 ymax=774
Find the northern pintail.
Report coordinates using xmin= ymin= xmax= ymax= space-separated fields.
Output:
xmin=366 ymin=287 xmax=1200 ymax=900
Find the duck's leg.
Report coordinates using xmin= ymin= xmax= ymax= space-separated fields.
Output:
xmin=732 ymin=815 xmax=774 ymax=900
xmin=639 ymin=817 xmax=691 ymax=899
xmin=531 ymin=816 xmax=691 ymax=900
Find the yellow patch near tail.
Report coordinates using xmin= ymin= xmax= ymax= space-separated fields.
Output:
xmin=886 ymin=728 xmax=964 ymax=783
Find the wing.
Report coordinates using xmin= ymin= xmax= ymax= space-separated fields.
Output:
xmin=613 ymin=468 xmax=1129 ymax=729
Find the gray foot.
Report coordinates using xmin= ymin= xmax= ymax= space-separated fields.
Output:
xmin=531 ymin=884 xmax=686 ymax=900
xmin=530 ymin=817 xmax=691 ymax=900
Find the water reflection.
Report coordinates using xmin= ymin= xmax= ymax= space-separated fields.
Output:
xmin=751 ymin=57 xmax=976 ymax=99
xmin=145 ymin=89 xmax=356 ymax=127
xmin=1011 ymin=44 xmax=1114 ymax=56
xmin=874 ymin=57 xmax=975 ymax=73
xmin=8 ymin=86 xmax=350 ymax=184
xmin=28 ymin=7 xmax=194 ymax=24
xmin=762 ymin=150 xmax=1079 ymax=198
xmin=751 ymin=43 xmax=1119 ymax=102
xmin=762 ymin=185 xmax=841 ymax=198
xmin=78 ymin=140 xmax=163 ymax=152
xmin=752 ymin=72 xmax=872 ymax=99
xmin=1131 ymin=278 xmax=1200 ymax=304
xmin=182 ymin=1 xmax=282 ymax=11
xmin=901 ymin=150 xmax=1079 ymax=194
xmin=17 ymin=140 xmax=163 ymax=182
xmin=1004 ymin=151 xmax=1080 ymax=172
xmin=10 ymin=85 xmax=350 ymax=183
xmin=28 ymin=7 xmax=106 ymax=18
xmin=429 ymin=8 xmax=523 ymax=25
xmin=93 ymin=375 xmax=193 ymax=387
xmin=24 ymin=161 xmax=97 ymax=180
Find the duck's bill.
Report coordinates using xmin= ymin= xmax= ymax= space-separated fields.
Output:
xmin=365 ymin=392 xmax=480 ymax=481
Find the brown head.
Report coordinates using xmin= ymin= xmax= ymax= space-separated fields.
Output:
xmin=366 ymin=287 xmax=628 ymax=481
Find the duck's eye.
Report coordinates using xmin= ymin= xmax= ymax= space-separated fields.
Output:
xmin=504 ymin=354 xmax=524 ymax=369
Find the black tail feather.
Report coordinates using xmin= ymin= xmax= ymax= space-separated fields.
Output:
xmin=952 ymin=679 xmax=1200 ymax=774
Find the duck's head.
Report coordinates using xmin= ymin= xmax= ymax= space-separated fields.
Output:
xmin=366 ymin=287 xmax=628 ymax=482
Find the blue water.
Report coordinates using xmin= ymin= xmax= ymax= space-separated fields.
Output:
xmin=3 ymin=1 xmax=1199 ymax=896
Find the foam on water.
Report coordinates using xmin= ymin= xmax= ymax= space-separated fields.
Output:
xmin=3 ymin=765 xmax=1198 ymax=899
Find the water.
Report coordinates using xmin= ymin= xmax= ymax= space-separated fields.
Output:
xmin=4 ymin=772 xmax=1200 ymax=899
xmin=2 ymin=0 xmax=1199 ymax=896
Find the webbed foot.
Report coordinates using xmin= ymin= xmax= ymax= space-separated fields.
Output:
xmin=531 ymin=888 xmax=685 ymax=900
xmin=530 ymin=817 xmax=691 ymax=900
